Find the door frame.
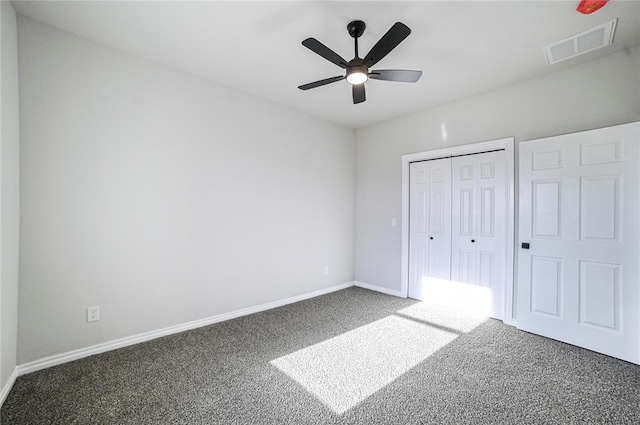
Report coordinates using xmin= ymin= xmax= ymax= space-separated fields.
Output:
xmin=401 ymin=137 xmax=516 ymax=325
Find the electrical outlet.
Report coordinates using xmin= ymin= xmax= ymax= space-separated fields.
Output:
xmin=324 ymin=266 xmax=329 ymax=276
xmin=87 ymin=306 xmax=100 ymax=322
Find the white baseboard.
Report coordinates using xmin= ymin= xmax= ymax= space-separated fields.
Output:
xmin=355 ymin=281 xmax=405 ymax=298
xmin=17 ymin=281 xmax=355 ymax=376
xmin=0 ymin=367 xmax=18 ymax=407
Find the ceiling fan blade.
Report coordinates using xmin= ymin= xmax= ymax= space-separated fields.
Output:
xmin=298 ymin=76 xmax=345 ymax=91
xmin=302 ymin=38 xmax=349 ymax=69
xmin=352 ymin=84 xmax=366 ymax=104
xmin=362 ymin=22 xmax=411 ymax=68
xmin=369 ymin=69 xmax=422 ymax=83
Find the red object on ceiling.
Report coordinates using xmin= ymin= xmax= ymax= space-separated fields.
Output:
xmin=576 ymin=0 xmax=609 ymax=14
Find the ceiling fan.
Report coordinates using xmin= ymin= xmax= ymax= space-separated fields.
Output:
xmin=298 ymin=20 xmax=422 ymax=104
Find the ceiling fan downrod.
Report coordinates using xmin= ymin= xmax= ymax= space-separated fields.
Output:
xmin=347 ymin=20 xmax=366 ymax=59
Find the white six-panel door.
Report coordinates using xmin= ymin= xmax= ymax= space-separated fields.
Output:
xmin=517 ymin=122 xmax=639 ymax=364
xmin=408 ymin=158 xmax=452 ymax=300
xmin=451 ymin=151 xmax=506 ymax=319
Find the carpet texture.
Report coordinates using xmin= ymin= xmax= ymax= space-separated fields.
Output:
xmin=2 ymin=287 xmax=639 ymax=424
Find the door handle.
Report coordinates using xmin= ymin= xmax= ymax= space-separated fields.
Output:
xmin=430 ymin=236 xmax=434 ymax=240
xmin=471 ymin=239 xmax=475 ymax=243
xmin=521 ymin=242 xmax=530 ymax=249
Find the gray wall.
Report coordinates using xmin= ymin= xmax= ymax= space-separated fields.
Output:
xmin=355 ymin=46 xmax=640 ymax=295
xmin=1 ymin=0 xmax=21 ymax=392
xmin=17 ymin=17 xmax=356 ymax=364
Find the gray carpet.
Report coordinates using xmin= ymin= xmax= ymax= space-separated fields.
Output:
xmin=2 ymin=287 xmax=639 ymax=424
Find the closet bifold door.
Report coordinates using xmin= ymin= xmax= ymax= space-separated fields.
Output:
xmin=451 ymin=151 xmax=506 ymax=319
xmin=408 ymin=158 xmax=452 ymax=300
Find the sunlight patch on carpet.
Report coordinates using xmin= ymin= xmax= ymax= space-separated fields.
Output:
xmin=397 ymin=296 xmax=490 ymax=333
xmin=270 ymin=314 xmax=460 ymax=414
xmin=420 ymin=276 xmax=494 ymax=317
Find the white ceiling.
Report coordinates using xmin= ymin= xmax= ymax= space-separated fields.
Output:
xmin=12 ymin=0 xmax=640 ymax=129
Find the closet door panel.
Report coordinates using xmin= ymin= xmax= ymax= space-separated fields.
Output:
xmin=452 ymin=158 xmax=477 ymax=286
xmin=408 ymin=161 xmax=431 ymax=299
xmin=476 ymin=151 xmax=506 ymax=320
xmin=408 ymin=158 xmax=452 ymax=300
xmin=427 ymin=159 xmax=452 ymax=284
xmin=451 ymin=151 xmax=506 ymax=319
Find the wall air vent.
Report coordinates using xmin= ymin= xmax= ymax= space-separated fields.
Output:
xmin=544 ymin=19 xmax=617 ymax=65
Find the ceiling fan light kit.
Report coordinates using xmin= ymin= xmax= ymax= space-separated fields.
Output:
xmin=346 ymin=65 xmax=369 ymax=85
xmin=298 ymin=20 xmax=422 ymax=104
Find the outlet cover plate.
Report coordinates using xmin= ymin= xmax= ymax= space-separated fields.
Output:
xmin=87 ymin=306 xmax=100 ymax=322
